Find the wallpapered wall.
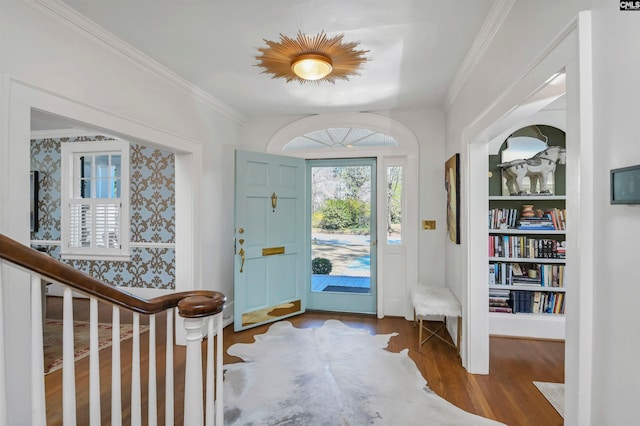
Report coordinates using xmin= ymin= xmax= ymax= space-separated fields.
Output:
xmin=30 ymin=135 xmax=176 ymax=289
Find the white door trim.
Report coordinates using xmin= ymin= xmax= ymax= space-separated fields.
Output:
xmin=1 ymin=75 xmax=203 ymax=343
xmin=267 ymin=113 xmax=419 ymax=319
xmin=461 ymin=13 xmax=593 ymax=425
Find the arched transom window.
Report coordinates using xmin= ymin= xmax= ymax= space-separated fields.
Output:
xmin=284 ymin=127 xmax=399 ymax=151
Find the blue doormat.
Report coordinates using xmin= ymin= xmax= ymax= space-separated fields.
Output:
xmin=322 ymin=285 xmax=370 ymax=294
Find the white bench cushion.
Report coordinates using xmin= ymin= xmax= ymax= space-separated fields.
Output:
xmin=411 ymin=284 xmax=462 ymax=317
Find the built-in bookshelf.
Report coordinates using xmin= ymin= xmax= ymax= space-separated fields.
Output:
xmin=487 ymin=125 xmax=567 ymax=339
xmin=488 ymin=195 xmax=566 ymax=339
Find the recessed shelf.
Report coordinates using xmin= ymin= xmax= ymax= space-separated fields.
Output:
xmin=489 ymin=257 xmax=565 ymax=264
xmin=489 ymin=195 xmax=566 ymax=201
xmin=489 ymin=229 xmax=566 ymax=235
xmin=489 ymin=284 xmax=566 ymax=292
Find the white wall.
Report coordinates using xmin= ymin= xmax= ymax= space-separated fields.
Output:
xmin=0 ymin=2 xmax=242 ymax=423
xmin=589 ymin=2 xmax=640 ymax=424
xmin=445 ymin=0 xmax=640 ymax=423
xmin=446 ymin=0 xmax=583 ymax=373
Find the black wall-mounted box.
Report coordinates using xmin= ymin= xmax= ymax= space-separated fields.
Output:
xmin=611 ymin=165 xmax=640 ymax=204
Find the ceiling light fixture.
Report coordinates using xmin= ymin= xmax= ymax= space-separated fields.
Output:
xmin=291 ymin=54 xmax=333 ymax=81
xmin=256 ymin=31 xmax=369 ymax=84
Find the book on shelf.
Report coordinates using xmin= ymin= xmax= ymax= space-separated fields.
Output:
xmin=511 ymin=276 xmax=542 ymax=286
xmin=532 ymin=292 xmax=542 ymax=313
xmin=517 ymin=209 xmax=567 ymax=230
xmin=518 ymin=216 xmax=555 ymax=230
xmin=488 ymin=236 xmax=565 ymax=259
xmin=507 ymin=290 xmax=565 ymax=314
xmin=518 ymin=208 xmax=566 ymax=231
xmin=489 ymin=292 xmax=513 ymax=313
xmin=539 ymin=264 xmax=565 ymax=287
xmin=489 ymin=306 xmax=513 ymax=313
xmin=488 ymin=208 xmax=518 ymax=230
xmin=489 ymin=288 xmax=510 ymax=298
xmin=489 ymin=262 xmax=565 ymax=288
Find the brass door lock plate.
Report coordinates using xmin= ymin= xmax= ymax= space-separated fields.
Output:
xmin=422 ymin=220 xmax=436 ymax=230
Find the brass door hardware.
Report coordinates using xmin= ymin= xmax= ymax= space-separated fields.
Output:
xmin=238 ymin=248 xmax=245 ymax=273
xmin=271 ymin=192 xmax=278 ymax=211
xmin=422 ymin=220 xmax=436 ymax=230
xmin=262 ymin=246 xmax=285 ymax=256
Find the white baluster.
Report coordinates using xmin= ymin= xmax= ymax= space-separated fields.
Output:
xmin=0 ymin=261 xmax=7 ymax=426
xmin=89 ymin=297 xmax=101 ymax=425
xmin=183 ymin=317 xmax=205 ymax=426
xmin=30 ymin=274 xmax=46 ymax=426
xmin=131 ymin=313 xmax=141 ymax=426
xmin=216 ymin=313 xmax=223 ymax=426
xmin=148 ymin=314 xmax=157 ymax=426
xmin=165 ymin=309 xmax=174 ymax=426
xmin=205 ymin=316 xmax=214 ymax=426
xmin=111 ymin=306 xmax=122 ymax=426
xmin=62 ymin=287 xmax=76 ymax=425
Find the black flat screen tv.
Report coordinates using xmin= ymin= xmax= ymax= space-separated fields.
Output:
xmin=611 ymin=164 xmax=640 ymax=204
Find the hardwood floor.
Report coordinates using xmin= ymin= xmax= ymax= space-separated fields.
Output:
xmin=44 ymin=298 xmax=564 ymax=425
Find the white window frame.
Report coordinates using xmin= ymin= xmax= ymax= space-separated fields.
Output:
xmin=61 ymin=140 xmax=130 ymax=260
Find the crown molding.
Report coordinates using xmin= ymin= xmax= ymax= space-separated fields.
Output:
xmin=30 ymin=128 xmax=117 ymax=140
xmin=27 ymin=0 xmax=246 ymax=125
xmin=444 ymin=0 xmax=517 ymax=111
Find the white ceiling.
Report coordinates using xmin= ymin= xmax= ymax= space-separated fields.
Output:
xmin=58 ymin=0 xmax=498 ymax=119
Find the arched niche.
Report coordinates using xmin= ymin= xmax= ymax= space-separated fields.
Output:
xmin=489 ymin=125 xmax=566 ymax=196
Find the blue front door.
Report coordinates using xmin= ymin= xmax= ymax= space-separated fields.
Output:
xmin=234 ymin=150 xmax=307 ymax=331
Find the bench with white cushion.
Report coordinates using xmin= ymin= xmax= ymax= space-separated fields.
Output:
xmin=411 ymin=283 xmax=462 ymax=356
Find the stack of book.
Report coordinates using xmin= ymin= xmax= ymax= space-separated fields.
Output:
xmin=510 ymin=263 xmax=541 ymax=286
xmin=489 ymin=288 xmax=512 ymax=313
xmin=517 ymin=215 xmax=555 ymax=230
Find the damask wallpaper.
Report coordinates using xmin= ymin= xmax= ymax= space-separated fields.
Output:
xmin=30 ymin=135 xmax=176 ymax=289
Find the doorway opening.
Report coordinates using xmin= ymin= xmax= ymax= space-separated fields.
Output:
xmin=307 ymin=158 xmax=377 ymax=314
xmin=267 ymin=112 xmax=419 ymax=320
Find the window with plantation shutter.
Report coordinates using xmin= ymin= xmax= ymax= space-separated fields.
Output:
xmin=61 ymin=141 xmax=130 ymax=260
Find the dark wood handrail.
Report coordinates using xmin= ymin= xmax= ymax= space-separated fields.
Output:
xmin=0 ymin=234 xmax=225 ymax=318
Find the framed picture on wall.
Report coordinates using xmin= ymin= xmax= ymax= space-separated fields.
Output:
xmin=30 ymin=170 xmax=39 ymax=232
xmin=445 ymin=154 xmax=460 ymax=244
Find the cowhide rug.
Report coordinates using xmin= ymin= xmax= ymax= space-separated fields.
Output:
xmin=224 ymin=320 xmax=504 ymax=425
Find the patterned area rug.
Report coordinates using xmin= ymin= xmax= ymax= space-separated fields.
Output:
xmin=224 ymin=320 xmax=505 ymax=425
xmin=43 ymin=319 xmax=148 ymax=374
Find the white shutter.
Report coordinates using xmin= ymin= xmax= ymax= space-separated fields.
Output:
xmin=96 ymin=203 xmax=121 ymax=249
xmin=69 ymin=203 xmax=92 ymax=248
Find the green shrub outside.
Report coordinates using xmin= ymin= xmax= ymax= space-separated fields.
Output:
xmin=311 ymin=211 xmax=323 ymax=228
xmin=318 ymin=199 xmax=369 ymax=231
xmin=312 ymin=257 xmax=332 ymax=274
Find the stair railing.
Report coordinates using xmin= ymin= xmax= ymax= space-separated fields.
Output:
xmin=0 ymin=233 xmax=225 ymax=425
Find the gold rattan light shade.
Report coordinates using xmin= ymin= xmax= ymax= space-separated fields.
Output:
xmin=255 ymin=31 xmax=369 ymax=84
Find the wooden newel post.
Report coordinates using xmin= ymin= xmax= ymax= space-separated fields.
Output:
xmin=178 ymin=292 xmax=226 ymax=426
xmin=183 ymin=317 xmax=205 ymax=426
